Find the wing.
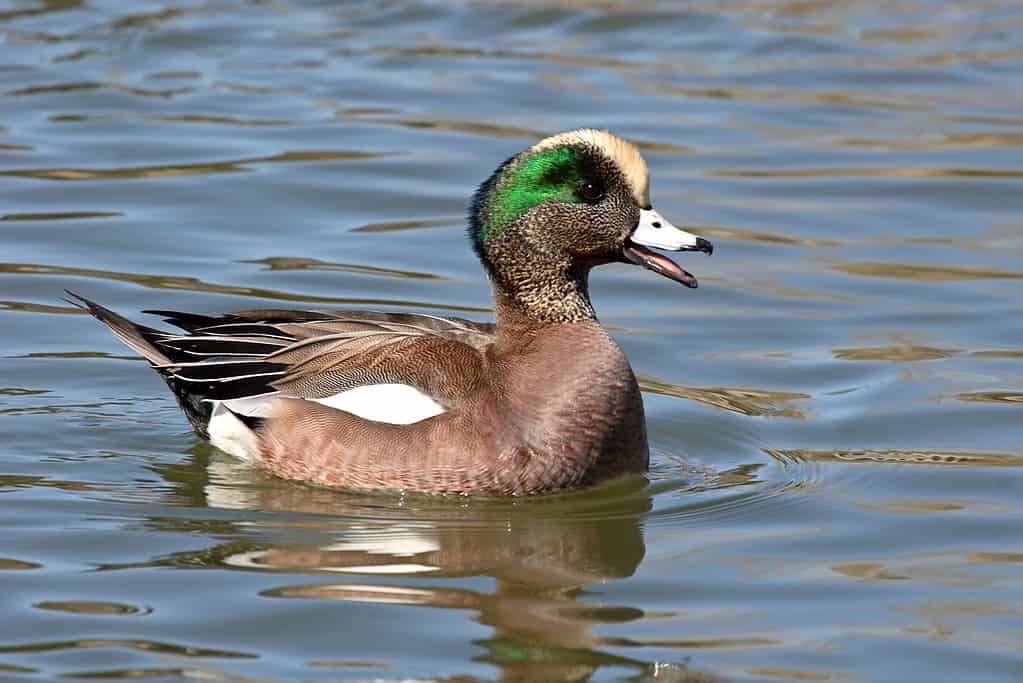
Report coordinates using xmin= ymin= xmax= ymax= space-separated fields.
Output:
xmin=70 ymin=292 xmax=494 ymax=439
xmin=146 ymin=307 xmax=495 ymax=407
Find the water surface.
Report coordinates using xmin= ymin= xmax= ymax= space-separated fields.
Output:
xmin=2 ymin=1 xmax=1022 ymax=681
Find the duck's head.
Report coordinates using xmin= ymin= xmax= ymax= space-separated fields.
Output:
xmin=468 ymin=129 xmax=712 ymax=323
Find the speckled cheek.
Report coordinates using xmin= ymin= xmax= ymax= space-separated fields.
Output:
xmin=623 ymin=202 xmax=641 ymax=236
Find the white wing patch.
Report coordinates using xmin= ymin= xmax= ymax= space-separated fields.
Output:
xmin=312 ymin=384 xmax=445 ymax=425
xmin=208 ymin=384 xmax=445 ymax=460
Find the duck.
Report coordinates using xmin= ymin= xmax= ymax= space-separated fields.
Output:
xmin=71 ymin=129 xmax=712 ymax=495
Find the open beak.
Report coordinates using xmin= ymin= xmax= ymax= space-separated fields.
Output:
xmin=622 ymin=207 xmax=713 ymax=288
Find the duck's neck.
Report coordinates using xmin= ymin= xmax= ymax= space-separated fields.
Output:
xmin=485 ymin=244 xmax=597 ymax=328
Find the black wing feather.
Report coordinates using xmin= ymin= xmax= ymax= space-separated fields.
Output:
xmin=76 ymin=295 xmax=495 ymax=439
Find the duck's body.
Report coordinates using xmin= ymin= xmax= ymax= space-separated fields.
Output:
xmin=74 ymin=129 xmax=711 ymax=495
xmin=260 ymin=319 xmax=646 ymax=493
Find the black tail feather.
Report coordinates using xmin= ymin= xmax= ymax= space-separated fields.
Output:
xmin=72 ymin=292 xmax=287 ymax=439
xmin=143 ymin=309 xmax=228 ymax=332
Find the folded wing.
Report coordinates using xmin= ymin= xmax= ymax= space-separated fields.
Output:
xmin=68 ymin=293 xmax=494 ymax=441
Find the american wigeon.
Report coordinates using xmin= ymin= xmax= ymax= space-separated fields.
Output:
xmin=72 ymin=129 xmax=712 ymax=495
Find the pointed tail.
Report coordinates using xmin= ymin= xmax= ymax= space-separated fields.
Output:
xmin=65 ymin=291 xmax=173 ymax=366
xmin=67 ymin=291 xmax=213 ymax=437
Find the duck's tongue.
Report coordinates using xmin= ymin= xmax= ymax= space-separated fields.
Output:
xmin=623 ymin=241 xmax=698 ymax=288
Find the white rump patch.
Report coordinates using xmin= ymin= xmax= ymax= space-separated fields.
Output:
xmin=207 ymin=401 xmax=262 ymax=463
xmin=312 ymin=383 xmax=445 ymax=425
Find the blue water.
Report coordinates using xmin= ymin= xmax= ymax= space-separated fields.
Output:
xmin=2 ymin=1 xmax=1022 ymax=681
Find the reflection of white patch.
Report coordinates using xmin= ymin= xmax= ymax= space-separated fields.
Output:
xmin=631 ymin=208 xmax=702 ymax=250
xmin=320 ymin=584 xmax=432 ymax=596
xmin=222 ymin=550 xmax=439 ymax=575
xmin=313 ymin=584 xmax=438 ymax=605
xmin=204 ymin=457 xmax=263 ymax=510
xmin=312 ymin=384 xmax=445 ymax=425
xmin=323 ymin=529 xmax=440 ymax=557
xmin=222 ymin=550 xmax=272 ymax=570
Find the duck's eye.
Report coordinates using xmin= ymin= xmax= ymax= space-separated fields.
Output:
xmin=575 ymin=181 xmax=605 ymax=204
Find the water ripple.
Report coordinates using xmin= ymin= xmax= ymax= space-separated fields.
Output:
xmin=0 ymin=639 xmax=254 ymax=659
xmin=779 ymin=448 xmax=1023 ymax=467
xmin=2 ymin=0 xmax=1022 ymax=681
xmin=0 ymin=150 xmax=390 ymax=182
xmin=640 ymin=375 xmax=810 ymax=418
xmin=33 ymin=600 xmax=151 ymax=616
xmin=0 ymin=262 xmax=485 ymax=311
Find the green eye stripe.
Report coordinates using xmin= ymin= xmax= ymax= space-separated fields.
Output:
xmin=481 ymin=145 xmax=587 ymax=239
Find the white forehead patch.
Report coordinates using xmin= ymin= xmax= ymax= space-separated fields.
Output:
xmin=530 ymin=128 xmax=650 ymax=206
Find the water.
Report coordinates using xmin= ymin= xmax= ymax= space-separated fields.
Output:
xmin=2 ymin=1 xmax=1022 ymax=681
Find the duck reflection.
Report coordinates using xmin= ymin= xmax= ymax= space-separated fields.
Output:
xmin=149 ymin=450 xmax=723 ymax=682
